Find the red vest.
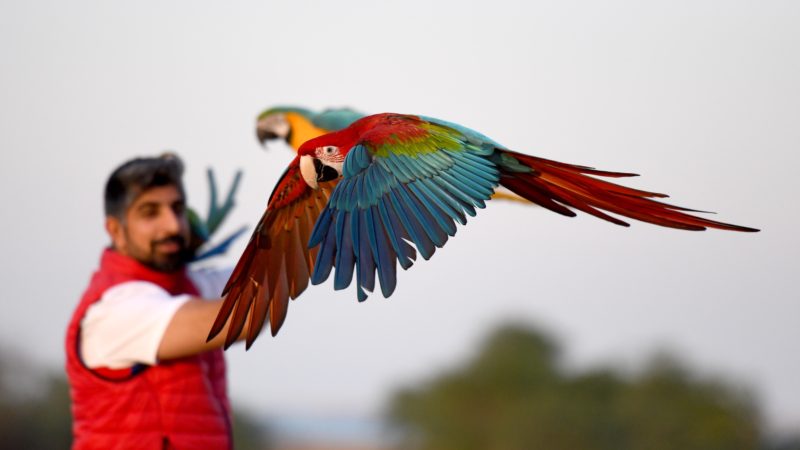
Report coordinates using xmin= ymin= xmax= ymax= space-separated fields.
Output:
xmin=65 ymin=249 xmax=232 ymax=450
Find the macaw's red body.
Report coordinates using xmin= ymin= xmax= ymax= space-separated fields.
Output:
xmin=210 ymin=113 xmax=757 ymax=349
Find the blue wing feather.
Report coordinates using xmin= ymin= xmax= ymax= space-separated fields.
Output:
xmin=383 ymin=153 xmax=415 ymax=183
xmin=438 ymin=170 xmax=488 ymax=208
xmin=343 ymin=144 xmax=371 ymax=178
xmin=311 ymin=221 xmax=337 ymax=285
xmin=354 ymin=174 xmax=366 ymax=209
xmin=366 ymin=205 xmax=397 ymax=297
xmin=377 ymin=197 xmax=415 ymax=269
xmin=417 ymin=178 xmax=467 ymax=226
xmin=338 ymin=175 xmax=357 ymax=210
xmin=432 ymin=176 xmax=478 ymax=217
xmin=334 ymin=210 xmax=355 ymax=290
xmin=308 ymin=207 xmax=333 ymax=247
xmin=398 ymin=183 xmax=448 ymax=247
xmin=449 ymin=165 xmax=496 ymax=197
xmin=448 ymin=151 xmax=500 ymax=182
xmin=408 ymin=182 xmax=458 ymax=237
xmin=308 ymin=117 xmax=500 ymax=300
xmin=388 ymin=188 xmax=436 ymax=260
xmin=357 ymin=210 xmax=376 ymax=294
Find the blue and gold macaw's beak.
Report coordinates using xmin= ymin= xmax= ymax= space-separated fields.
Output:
xmin=256 ymin=113 xmax=291 ymax=146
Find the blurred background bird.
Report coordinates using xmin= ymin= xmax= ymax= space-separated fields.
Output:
xmin=256 ymin=106 xmax=364 ymax=151
xmin=255 ymin=105 xmax=529 ymax=204
xmin=187 ymin=168 xmax=248 ymax=262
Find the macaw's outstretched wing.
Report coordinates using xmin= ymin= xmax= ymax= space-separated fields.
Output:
xmin=307 ymin=114 xmax=502 ymax=302
xmin=208 ymin=156 xmax=338 ymax=348
xmin=306 ymin=113 xmax=758 ymax=302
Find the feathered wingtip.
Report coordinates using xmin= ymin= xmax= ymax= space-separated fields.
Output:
xmin=499 ymin=150 xmax=759 ymax=232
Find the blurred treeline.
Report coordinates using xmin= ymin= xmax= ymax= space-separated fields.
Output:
xmin=3 ymin=324 xmax=800 ymax=450
xmin=389 ymin=324 xmax=800 ymax=450
xmin=0 ymin=349 xmax=272 ymax=450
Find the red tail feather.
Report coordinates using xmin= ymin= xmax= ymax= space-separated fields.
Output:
xmin=499 ymin=150 xmax=758 ymax=232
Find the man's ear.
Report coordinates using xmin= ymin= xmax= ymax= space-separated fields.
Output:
xmin=105 ymin=216 xmax=126 ymax=252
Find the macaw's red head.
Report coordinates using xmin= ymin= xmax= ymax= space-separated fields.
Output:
xmin=297 ymin=113 xmax=383 ymax=188
xmin=298 ymin=130 xmax=351 ymax=189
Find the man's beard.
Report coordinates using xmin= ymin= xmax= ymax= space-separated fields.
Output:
xmin=129 ymin=234 xmax=192 ymax=273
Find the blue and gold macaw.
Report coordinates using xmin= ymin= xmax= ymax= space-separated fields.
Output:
xmin=256 ymin=106 xmax=364 ymax=150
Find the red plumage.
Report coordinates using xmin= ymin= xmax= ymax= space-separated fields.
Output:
xmin=498 ymin=150 xmax=757 ymax=232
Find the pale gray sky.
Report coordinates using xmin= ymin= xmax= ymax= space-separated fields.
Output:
xmin=1 ymin=0 xmax=798 ymax=432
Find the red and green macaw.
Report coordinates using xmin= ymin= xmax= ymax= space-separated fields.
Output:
xmin=209 ymin=113 xmax=758 ymax=349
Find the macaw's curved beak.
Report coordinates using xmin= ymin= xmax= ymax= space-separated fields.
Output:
xmin=300 ymin=155 xmax=340 ymax=189
xmin=317 ymin=160 xmax=340 ymax=183
xmin=299 ymin=155 xmax=318 ymax=189
xmin=256 ymin=126 xmax=279 ymax=146
xmin=256 ymin=114 xmax=291 ymax=147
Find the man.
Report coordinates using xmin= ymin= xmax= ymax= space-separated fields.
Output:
xmin=65 ymin=154 xmax=252 ymax=450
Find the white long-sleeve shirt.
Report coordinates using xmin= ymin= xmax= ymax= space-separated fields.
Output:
xmin=80 ymin=267 xmax=231 ymax=369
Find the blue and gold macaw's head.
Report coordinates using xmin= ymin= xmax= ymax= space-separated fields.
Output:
xmin=255 ymin=106 xmax=312 ymax=147
xmin=255 ymin=106 xmax=365 ymax=152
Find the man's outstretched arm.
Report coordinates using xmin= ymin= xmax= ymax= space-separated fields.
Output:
xmin=157 ymin=297 xmax=248 ymax=360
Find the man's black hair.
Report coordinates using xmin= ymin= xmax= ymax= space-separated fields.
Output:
xmin=104 ymin=153 xmax=186 ymax=219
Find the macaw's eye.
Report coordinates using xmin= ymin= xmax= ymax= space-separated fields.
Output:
xmin=322 ymin=146 xmax=338 ymax=155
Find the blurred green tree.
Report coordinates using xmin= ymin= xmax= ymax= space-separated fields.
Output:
xmin=0 ymin=352 xmax=72 ymax=449
xmin=0 ymin=349 xmax=273 ymax=450
xmin=388 ymin=324 xmax=762 ymax=450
